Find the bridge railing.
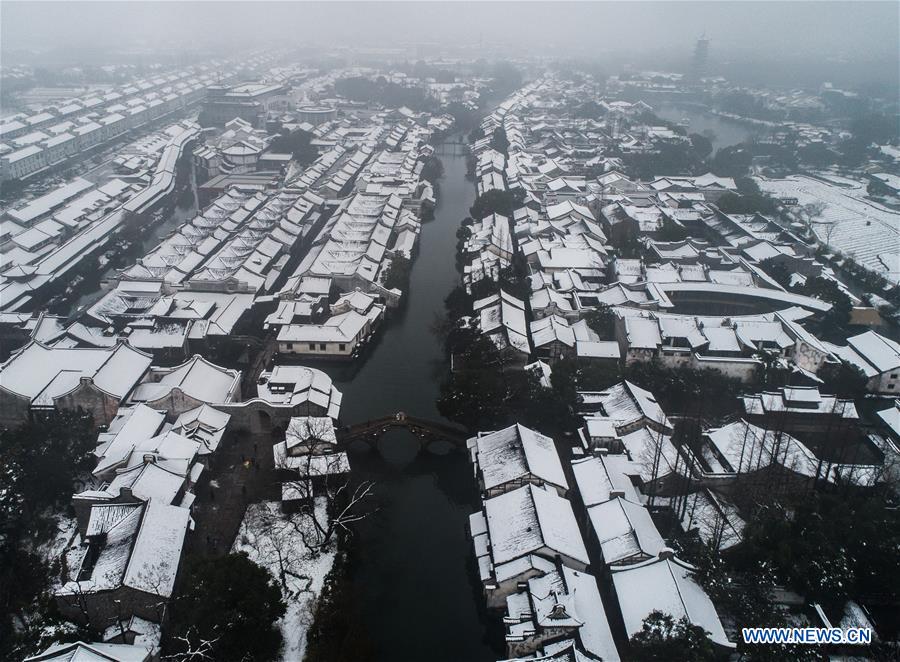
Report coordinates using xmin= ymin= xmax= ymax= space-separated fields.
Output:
xmin=338 ymin=413 xmax=469 ymax=445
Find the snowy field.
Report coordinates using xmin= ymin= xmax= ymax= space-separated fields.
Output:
xmin=232 ymin=499 xmax=337 ymax=662
xmin=756 ymin=174 xmax=900 ymax=283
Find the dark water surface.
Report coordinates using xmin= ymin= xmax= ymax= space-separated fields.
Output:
xmin=655 ymin=102 xmax=760 ymax=151
xmin=321 ymin=140 xmax=499 ymax=661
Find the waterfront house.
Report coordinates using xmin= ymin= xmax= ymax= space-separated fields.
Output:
xmin=467 ymin=423 xmax=569 ymax=498
xmin=473 ymin=290 xmax=531 ymax=363
xmin=273 ymin=415 xmax=350 ymax=505
xmin=469 ymin=484 xmax=590 ymax=609
xmin=503 ymin=564 xmax=620 ymax=661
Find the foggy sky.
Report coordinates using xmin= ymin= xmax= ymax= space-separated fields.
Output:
xmin=2 ymin=1 xmax=898 ymax=66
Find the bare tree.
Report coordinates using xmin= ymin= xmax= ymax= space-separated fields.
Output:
xmin=292 ymin=472 xmax=376 ymax=553
xmin=278 ymin=449 xmax=376 ymax=554
xmin=132 ymin=559 xmax=174 ymax=624
xmin=266 ymin=416 xmax=377 ymax=560
xmin=238 ymin=501 xmax=313 ymax=595
xmin=163 ymin=626 xmax=220 ymax=662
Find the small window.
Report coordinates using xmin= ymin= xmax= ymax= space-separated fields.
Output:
xmin=889 ymin=384 xmax=896 ymax=390
xmin=319 ymin=343 xmax=326 ymax=351
xmin=892 ymin=373 xmax=898 ymax=379
xmin=286 ymin=343 xmax=293 ymax=350
xmin=308 ymin=343 xmax=316 ymax=350
xmin=339 ymin=344 xmax=346 ymax=351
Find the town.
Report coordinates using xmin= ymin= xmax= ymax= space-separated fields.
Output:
xmin=1 ymin=3 xmax=899 ymax=662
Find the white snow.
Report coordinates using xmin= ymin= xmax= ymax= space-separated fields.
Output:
xmin=611 ymin=555 xmax=733 ymax=648
xmin=469 ymin=423 xmax=568 ymax=493
xmin=232 ymin=499 xmax=337 ymax=662
xmin=756 ymin=174 xmax=900 ymax=283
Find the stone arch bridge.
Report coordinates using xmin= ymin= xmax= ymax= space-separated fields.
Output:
xmin=337 ymin=412 xmax=469 ymax=453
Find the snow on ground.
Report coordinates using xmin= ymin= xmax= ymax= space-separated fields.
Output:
xmin=756 ymin=174 xmax=900 ymax=283
xmin=41 ymin=513 xmax=78 ymax=564
xmin=25 ymin=511 xmax=81 ymax=589
xmin=232 ymin=499 xmax=336 ymax=662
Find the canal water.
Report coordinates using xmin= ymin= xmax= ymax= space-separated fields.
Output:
xmin=63 ymin=166 xmax=200 ymax=316
xmin=320 ymin=138 xmax=501 ymax=661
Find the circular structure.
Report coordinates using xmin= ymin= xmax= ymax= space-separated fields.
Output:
xmin=660 ymin=282 xmax=832 ymax=316
xmin=294 ymin=105 xmax=337 ymax=126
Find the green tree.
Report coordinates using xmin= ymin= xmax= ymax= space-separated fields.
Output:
xmin=798 ymin=142 xmax=840 ymax=168
xmin=816 ymin=361 xmax=869 ymax=399
xmin=420 ymin=155 xmax=444 ymax=184
xmin=304 ymin=552 xmax=375 ymax=662
xmin=735 ymin=494 xmax=900 ymax=608
xmin=623 ymin=361 xmax=743 ymax=419
xmin=584 ymin=305 xmax=617 ymax=340
xmin=437 ymin=361 xmax=507 ymax=430
xmin=572 ymin=100 xmax=608 ymax=120
xmin=799 ymin=276 xmax=853 ymax=340
xmin=1 ymin=411 xmax=95 ymax=517
xmin=689 ymin=132 xmax=713 ymax=159
xmin=692 ymin=549 xmax=827 ymax=662
xmin=657 ymin=221 xmax=690 ymax=242
xmin=469 ymin=188 xmax=523 ymax=219
xmin=270 ymin=128 xmax=318 ymax=165
xmin=381 ymin=255 xmax=411 ymax=291
xmin=490 ymin=127 xmax=510 ymax=156
xmin=757 ymin=258 xmax=793 ymax=289
xmin=0 ymin=411 xmax=96 ymax=659
xmin=489 ymin=61 xmax=523 ymax=97
xmin=711 ymin=145 xmax=754 ymax=178
xmin=166 ymin=553 xmax=286 ymax=662
xmin=628 ymin=611 xmax=717 ymax=662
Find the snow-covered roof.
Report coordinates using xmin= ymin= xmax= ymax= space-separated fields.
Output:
xmin=846 ymin=330 xmax=900 ymax=374
xmin=130 ymin=355 xmax=239 ymax=406
xmin=702 ymin=419 xmax=818 ymax=478
xmin=171 ymin=404 xmax=231 ymax=455
xmin=256 ymin=364 xmax=343 ymax=418
xmin=505 ymin=565 xmax=620 ymax=661
xmin=24 ymin=641 xmax=151 ymax=662
xmin=611 ymin=553 xmax=733 ymax=648
xmin=587 ymin=497 xmax=666 ymax=565
xmin=578 ymin=381 xmax=672 ymax=432
xmin=743 ymin=386 xmax=858 ymax=419
xmin=473 ymin=290 xmax=530 ymax=354
xmin=619 ymin=426 xmax=681 ymax=484
xmin=61 ymin=500 xmax=190 ymax=599
xmin=877 ymin=400 xmax=900 ymax=439
xmin=284 ymin=415 xmax=338 ymax=450
xmin=571 ymin=454 xmax=641 ymax=506
xmin=676 ymin=489 xmax=745 ymax=551
xmin=469 ymin=423 xmax=568 ymax=492
xmin=94 ymin=428 xmax=200 ymax=479
xmin=483 ymin=484 xmax=588 ymax=566
xmin=0 ymin=341 xmax=152 ymax=405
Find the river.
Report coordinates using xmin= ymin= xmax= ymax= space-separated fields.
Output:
xmin=654 ymin=102 xmax=760 ymax=152
xmin=318 ymin=138 xmax=501 ymax=661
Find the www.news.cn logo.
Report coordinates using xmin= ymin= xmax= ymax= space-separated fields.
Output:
xmin=742 ymin=627 xmax=872 ymax=645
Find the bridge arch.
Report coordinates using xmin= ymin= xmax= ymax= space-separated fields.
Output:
xmin=337 ymin=412 xmax=468 ymax=454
